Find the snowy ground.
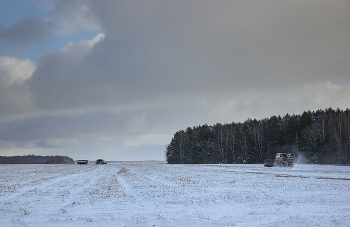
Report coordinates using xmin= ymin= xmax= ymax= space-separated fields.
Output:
xmin=1 ymin=163 xmax=350 ymax=226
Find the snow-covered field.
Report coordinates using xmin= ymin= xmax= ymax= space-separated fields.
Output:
xmin=1 ymin=163 xmax=350 ymax=227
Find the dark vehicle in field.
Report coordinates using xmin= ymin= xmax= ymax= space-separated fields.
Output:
xmin=264 ymin=159 xmax=274 ymax=167
xmin=77 ymin=160 xmax=88 ymax=165
xmin=96 ymin=159 xmax=107 ymax=164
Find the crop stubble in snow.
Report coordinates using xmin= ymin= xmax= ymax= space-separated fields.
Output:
xmin=0 ymin=164 xmax=350 ymax=226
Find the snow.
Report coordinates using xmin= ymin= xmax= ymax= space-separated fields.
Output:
xmin=1 ymin=163 xmax=350 ymax=226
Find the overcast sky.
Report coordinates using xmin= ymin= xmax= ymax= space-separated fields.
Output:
xmin=0 ymin=0 xmax=350 ymax=161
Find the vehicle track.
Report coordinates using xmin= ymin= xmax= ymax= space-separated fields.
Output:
xmin=0 ymin=166 xmax=99 ymax=204
xmin=0 ymin=165 xmax=104 ymax=222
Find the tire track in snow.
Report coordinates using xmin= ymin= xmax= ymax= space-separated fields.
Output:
xmin=114 ymin=170 xmax=137 ymax=200
xmin=59 ymin=165 xmax=108 ymax=208
xmin=114 ymin=166 xmax=163 ymax=208
xmin=114 ymin=165 xmax=195 ymax=207
xmin=0 ymin=166 xmax=101 ymax=204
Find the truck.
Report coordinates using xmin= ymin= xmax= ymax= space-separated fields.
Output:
xmin=77 ymin=160 xmax=88 ymax=165
xmin=274 ymin=153 xmax=294 ymax=167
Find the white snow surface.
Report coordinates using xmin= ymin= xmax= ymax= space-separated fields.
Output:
xmin=1 ymin=163 xmax=350 ymax=226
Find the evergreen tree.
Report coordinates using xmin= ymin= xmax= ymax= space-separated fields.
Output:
xmin=165 ymin=108 xmax=350 ymax=165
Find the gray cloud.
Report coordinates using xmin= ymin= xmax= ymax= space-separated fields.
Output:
xmin=29 ymin=0 xmax=350 ymax=110
xmin=86 ymin=0 xmax=350 ymax=92
xmin=50 ymin=0 xmax=100 ymax=35
xmin=1 ymin=0 xmax=350 ymax=160
xmin=0 ymin=16 xmax=53 ymax=56
xmin=0 ymin=56 xmax=36 ymax=122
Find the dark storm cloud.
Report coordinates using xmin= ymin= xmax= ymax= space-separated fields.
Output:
xmin=85 ymin=0 xmax=350 ymax=91
xmin=0 ymin=111 xmax=127 ymax=146
xmin=0 ymin=16 xmax=53 ymax=55
xmin=28 ymin=0 xmax=350 ymax=112
xmin=0 ymin=107 xmax=179 ymax=155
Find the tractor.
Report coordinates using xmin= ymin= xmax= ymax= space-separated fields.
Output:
xmin=274 ymin=153 xmax=294 ymax=167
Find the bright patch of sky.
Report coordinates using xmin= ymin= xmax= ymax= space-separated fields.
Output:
xmin=23 ymin=30 xmax=103 ymax=60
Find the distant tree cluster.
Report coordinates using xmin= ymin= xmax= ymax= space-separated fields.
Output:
xmin=166 ymin=108 xmax=350 ymax=165
xmin=0 ymin=155 xmax=75 ymax=164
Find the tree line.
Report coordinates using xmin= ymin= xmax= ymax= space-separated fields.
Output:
xmin=166 ymin=108 xmax=350 ymax=165
xmin=0 ymin=155 xmax=75 ymax=164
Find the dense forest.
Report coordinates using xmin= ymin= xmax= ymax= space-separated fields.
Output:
xmin=166 ymin=108 xmax=350 ymax=165
xmin=0 ymin=155 xmax=75 ymax=164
